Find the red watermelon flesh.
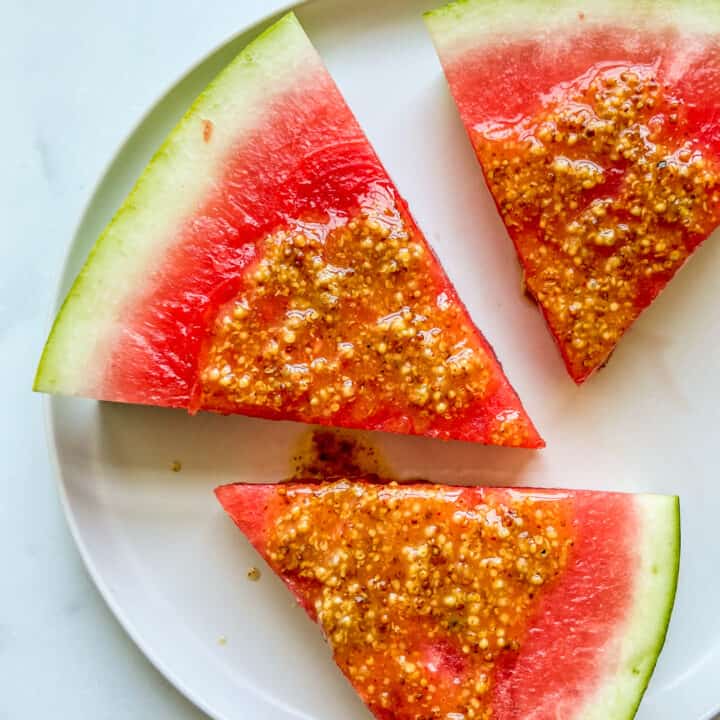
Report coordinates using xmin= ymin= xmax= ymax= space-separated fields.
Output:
xmin=216 ymin=479 xmax=679 ymax=720
xmin=33 ymin=13 xmax=541 ymax=447
xmin=425 ymin=0 xmax=720 ymax=382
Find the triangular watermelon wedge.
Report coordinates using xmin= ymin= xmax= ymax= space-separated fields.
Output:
xmin=34 ymin=13 xmax=541 ymax=447
xmin=425 ymin=1 xmax=720 ymax=382
xmin=217 ymin=478 xmax=679 ymax=720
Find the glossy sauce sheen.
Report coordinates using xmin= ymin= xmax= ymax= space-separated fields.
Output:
xmin=475 ymin=65 xmax=720 ymax=378
xmin=217 ymin=480 xmax=637 ymax=720
xmin=196 ymin=194 xmax=530 ymax=442
xmin=103 ymin=65 xmax=539 ymax=444
xmin=443 ymin=26 xmax=720 ymax=381
xmin=105 ymin=74 xmax=380 ymax=406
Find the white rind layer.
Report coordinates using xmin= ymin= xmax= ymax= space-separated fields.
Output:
xmin=35 ymin=13 xmax=321 ymax=397
xmin=424 ymin=0 xmax=720 ymax=61
xmin=580 ymin=494 xmax=680 ymax=720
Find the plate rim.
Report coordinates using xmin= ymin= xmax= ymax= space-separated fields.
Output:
xmin=41 ymin=2 xmax=720 ymax=718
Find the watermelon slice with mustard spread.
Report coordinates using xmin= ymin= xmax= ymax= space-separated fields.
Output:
xmin=425 ymin=0 xmax=720 ymax=382
xmin=217 ymin=478 xmax=679 ymax=720
xmin=33 ymin=13 xmax=541 ymax=447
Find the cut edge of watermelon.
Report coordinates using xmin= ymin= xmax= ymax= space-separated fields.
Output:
xmin=34 ymin=12 xmax=319 ymax=397
xmin=424 ymin=0 xmax=720 ymax=59
xmin=581 ymin=493 xmax=680 ymax=720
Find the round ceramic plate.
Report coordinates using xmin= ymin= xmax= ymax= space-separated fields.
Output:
xmin=48 ymin=1 xmax=720 ymax=719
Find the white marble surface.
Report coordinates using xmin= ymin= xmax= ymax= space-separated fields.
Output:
xmin=4 ymin=2 xmax=720 ymax=720
xmin=1 ymin=2 xmax=284 ymax=718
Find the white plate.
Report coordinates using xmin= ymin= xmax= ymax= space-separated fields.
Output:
xmin=48 ymin=1 xmax=720 ymax=719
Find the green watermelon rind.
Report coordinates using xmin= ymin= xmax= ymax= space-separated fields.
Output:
xmin=581 ymin=494 xmax=680 ymax=720
xmin=34 ymin=12 xmax=318 ymax=397
xmin=424 ymin=0 xmax=720 ymax=58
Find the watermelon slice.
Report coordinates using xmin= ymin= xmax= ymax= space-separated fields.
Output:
xmin=425 ymin=0 xmax=720 ymax=382
xmin=34 ymin=13 xmax=541 ymax=447
xmin=217 ymin=478 xmax=679 ymax=720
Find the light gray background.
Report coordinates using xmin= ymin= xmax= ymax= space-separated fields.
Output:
xmin=2 ymin=2 xmax=718 ymax=719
